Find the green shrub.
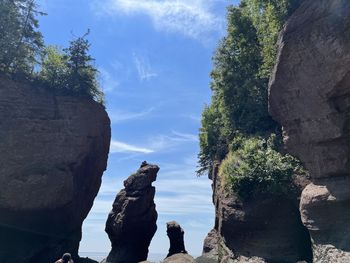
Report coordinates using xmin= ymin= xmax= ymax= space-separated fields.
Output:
xmin=38 ymin=36 xmax=105 ymax=105
xmin=39 ymin=45 xmax=69 ymax=91
xmin=219 ymin=135 xmax=303 ymax=199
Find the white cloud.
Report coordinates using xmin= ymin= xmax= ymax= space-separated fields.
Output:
xmin=99 ymin=67 xmax=120 ymax=93
xmin=81 ymin=157 xmax=214 ymax=254
xmin=149 ymin=131 xmax=198 ymax=151
xmin=110 ymin=140 xmax=154 ymax=154
xmin=133 ymin=53 xmax=158 ymax=81
xmin=94 ymin=0 xmax=224 ymax=41
xmin=109 ymin=107 xmax=155 ymax=123
xmin=171 ymin=131 xmax=198 ymax=142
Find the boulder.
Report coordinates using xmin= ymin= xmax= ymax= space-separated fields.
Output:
xmin=269 ymin=0 xmax=350 ymax=261
xmin=105 ymin=162 xmax=159 ymax=263
xmin=162 ymin=253 xmax=196 ymax=263
xmin=0 ymin=75 xmax=111 ymax=263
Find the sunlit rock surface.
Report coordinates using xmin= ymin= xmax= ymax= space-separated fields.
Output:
xmin=0 ymin=75 xmax=111 ymax=263
xmin=269 ymin=0 xmax=350 ymax=261
xmin=105 ymin=162 xmax=159 ymax=263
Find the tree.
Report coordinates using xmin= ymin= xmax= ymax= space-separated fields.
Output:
xmin=211 ymin=6 xmax=275 ymax=136
xmin=39 ymin=46 xmax=68 ymax=90
xmin=197 ymin=0 xmax=301 ymax=176
xmin=198 ymin=100 xmax=228 ymax=176
xmin=0 ymin=0 xmax=44 ymax=76
xmin=64 ymin=32 xmax=104 ymax=102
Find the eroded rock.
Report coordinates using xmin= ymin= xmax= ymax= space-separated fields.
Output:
xmin=163 ymin=253 xmax=196 ymax=263
xmin=105 ymin=162 xmax=159 ymax=263
xmin=0 ymin=75 xmax=111 ymax=263
xmin=201 ymin=164 xmax=311 ymax=263
xmin=166 ymin=221 xmax=187 ymax=258
xmin=269 ymin=0 xmax=350 ymax=261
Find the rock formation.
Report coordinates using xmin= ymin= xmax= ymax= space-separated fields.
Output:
xmin=105 ymin=162 xmax=159 ymax=263
xmin=163 ymin=254 xmax=196 ymax=263
xmin=201 ymin=164 xmax=312 ymax=263
xmin=0 ymin=75 xmax=111 ymax=263
xmin=269 ymin=0 xmax=350 ymax=262
xmin=166 ymin=221 xmax=187 ymax=257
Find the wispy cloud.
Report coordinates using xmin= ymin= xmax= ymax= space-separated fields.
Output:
xmin=109 ymin=107 xmax=155 ymax=123
xmin=149 ymin=131 xmax=198 ymax=151
xmin=89 ymin=159 xmax=213 ymax=216
xmin=93 ymin=0 xmax=224 ymax=42
xmin=82 ymin=157 xmax=214 ymax=254
xmin=110 ymin=140 xmax=154 ymax=154
xmin=133 ymin=53 xmax=158 ymax=81
xmin=99 ymin=67 xmax=120 ymax=93
xmin=109 ymin=131 xmax=197 ymax=156
xmin=171 ymin=131 xmax=198 ymax=142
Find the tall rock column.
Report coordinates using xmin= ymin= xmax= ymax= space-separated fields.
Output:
xmin=105 ymin=162 xmax=159 ymax=263
xmin=269 ymin=0 xmax=350 ymax=262
xmin=0 ymin=75 xmax=111 ymax=263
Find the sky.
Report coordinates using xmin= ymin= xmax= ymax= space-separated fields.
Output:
xmin=37 ymin=0 xmax=238 ymax=258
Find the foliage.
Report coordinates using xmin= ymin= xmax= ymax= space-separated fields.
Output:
xmin=219 ymin=135 xmax=302 ymax=199
xmin=0 ymin=0 xmax=44 ymax=76
xmin=39 ymin=46 xmax=68 ymax=90
xmin=0 ymin=1 xmax=104 ymax=104
xmin=240 ymin=0 xmax=301 ymax=79
xmin=211 ymin=6 xmax=274 ymax=136
xmin=198 ymin=100 xmax=228 ymax=176
xmin=63 ymin=33 xmax=103 ymax=103
xmin=38 ymin=35 xmax=105 ymax=103
xmin=198 ymin=0 xmax=301 ymax=176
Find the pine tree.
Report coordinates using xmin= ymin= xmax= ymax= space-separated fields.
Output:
xmin=64 ymin=32 xmax=104 ymax=103
xmin=0 ymin=0 xmax=44 ymax=76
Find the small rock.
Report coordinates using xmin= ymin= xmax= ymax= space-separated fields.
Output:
xmin=166 ymin=221 xmax=187 ymax=258
xmin=162 ymin=253 xmax=195 ymax=263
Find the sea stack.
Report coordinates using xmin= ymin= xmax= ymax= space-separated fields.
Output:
xmin=104 ymin=162 xmax=159 ymax=263
xmin=166 ymin=221 xmax=188 ymax=258
xmin=0 ymin=75 xmax=111 ymax=263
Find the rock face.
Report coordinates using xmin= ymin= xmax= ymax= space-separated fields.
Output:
xmin=201 ymin=164 xmax=312 ymax=263
xmin=166 ymin=221 xmax=187 ymax=257
xmin=0 ymin=75 xmax=111 ymax=263
xmin=105 ymin=162 xmax=159 ymax=263
xmin=269 ymin=0 xmax=350 ymax=261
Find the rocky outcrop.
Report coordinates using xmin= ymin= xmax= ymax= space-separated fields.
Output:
xmin=163 ymin=254 xmax=196 ymax=263
xmin=105 ymin=162 xmax=159 ymax=263
xmin=166 ymin=221 xmax=187 ymax=257
xmin=201 ymin=164 xmax=312 ymax=263
xmin=269 ymin=0 xmax=350 ymax=261
xmin=201 ymin=229 xmax=219 ymax=260
xmin=0 ymin=75 xmax=111 ymax=263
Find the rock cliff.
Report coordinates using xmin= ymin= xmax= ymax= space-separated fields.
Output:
xmin=202 ymin=164 xmax=312 ymax=263
xmin=269 ymin=0 xmax=350 ymax=262
xmin=104 ymin=162 xmax=159 ymax=263
xmin=0 ymin=75 xmax=111 ymax=263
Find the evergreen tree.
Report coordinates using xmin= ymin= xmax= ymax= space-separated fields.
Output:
xmin=198 ymin=0 xmax=300 ymax=176
xmin=0 ymin=0 xmax=44 ymax=76
xmin=64 ymin=32 xmax=104 ymax=102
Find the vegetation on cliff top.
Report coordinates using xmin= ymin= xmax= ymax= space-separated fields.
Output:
xmin=0 ymin=0 xmax=104 ymax=103
xmin=198 ymin=0 xmax=302 ymax=198
xmin=219 ymin=135 xmax=304 ymax=199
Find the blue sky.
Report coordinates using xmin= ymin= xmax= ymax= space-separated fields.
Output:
xmin=38 ymin=0 xmax=238 ymax=258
